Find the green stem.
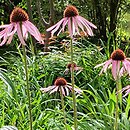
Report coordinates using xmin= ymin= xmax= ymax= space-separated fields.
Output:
xmin=22 ymin=45 xmax=33 ymax=130
xmin=114 ymin=65 xmax=120 ymax=130
xmin=70 ymin=38 xmax=78 ymax=130
xmin=60 ymin=87 xmax=67 ymax=130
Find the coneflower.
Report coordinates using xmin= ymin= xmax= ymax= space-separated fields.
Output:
xmin=0 ymin=7 xmax=44 ymax=46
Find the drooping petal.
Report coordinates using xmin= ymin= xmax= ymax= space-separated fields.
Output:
xmin=72 ymin=17 xmax=76 ymax=35
xmin=112 ymin=60 xmax=120 ymax=80
xmin=64 ymin=86 xmax=69 ymax=96
xmin=0 ymin=36 xmax=8 ymax=46
xmin=22 ymin=24 xmax=28 ymax=39
xmin=77 ymin=16 xmax=97 ymax=29
xmin=76 ymin=16 xmax=94 ymax=36
xmin=119 ymin=66 xmax=126 ymax=77
xmin=62 ymin=17 xmax=68 ymax=32
xmin=76 ymin=18 xmax=87 ymax=35
xmin=50 ymin=86 xmax=59 ymax=94
xmin=61 ymin=86 xmax=65 ymax=96
xmin=47 ymin=18 xmax=65 ymax=32
xmin=72 ymin=17 xmax=80 ymax=35
xmin=16 ymin=23 xmax=26 ymax=45
xmin=23 ymin=21 xmax=43 ymax=44
xmin=7 ymin=24 xmax=16 ymax=36
xmin=96 ymin=59 xmax=112 ymax=75
xmin=123 ymin=59 xmax=130 ymax=76
xmin=0 ymin=24 xmax=11 ymax=29
xmin=68 ymin=18 xmax=73 ymax=38
xmin=123 ymin=89 xmax=130 ymax=97
xmin=40 ymin=85 xmax=55 ymax=93
xmin=7 ymin=34 xmax=14 ymax=44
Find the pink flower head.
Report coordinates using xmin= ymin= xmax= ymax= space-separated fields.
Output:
xmin=117 ymin=85 xmax=130 ymax=97
xmin=0 ymin=7 xmax=44 ymax=46
xmin=40 ymin=77 xmax=82 ymax=96
xmin=64 ymin=63 xmax=83 ymax=75
xmin=47 ymin=5 xmax=97 ymax=38
xmin=95 ymin=49 xmax=130 ymax=80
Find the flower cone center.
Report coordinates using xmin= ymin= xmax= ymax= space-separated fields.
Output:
xmin=54 ymin=78 xmax=67 ymax=86
xmin=67 ymin=63 xmax=77 ymax=69
xmin=10 ymin=7 xmax=29 ymax=23
xmin=111 ymin=49 xmax=126 ymax=60
xmin=64 ymin=5 xmax=79 ymax=17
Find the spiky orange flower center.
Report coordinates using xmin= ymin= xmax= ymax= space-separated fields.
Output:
xmin=10 ymin=7 xmax=29 ymax=23
xmin=67 ymin=63 xmax=77 ymax=69
xmin=64 ymin=5 xmax=79 ymax=17
xmin=54 ymin=78 xmax=67 ymax=86
xmin=111 ymin=49 xmax=126 ymax=60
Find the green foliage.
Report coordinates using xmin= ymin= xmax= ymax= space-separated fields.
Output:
xmin=0 ymin=41 xmax=129 ymax=129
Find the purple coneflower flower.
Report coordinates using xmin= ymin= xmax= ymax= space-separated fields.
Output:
xmin=40 ymin=77 xmax=82 ymax=96
xmin=64 ymin=63 xmax=82 ymax=75
xmin=0 ymin=7 xmax=44 ymax=46
xmin=95 ymin=49 xmax=130 ymax=80
xmin=47 ymin=5 xmax=97 ymax=38
xmin=117 ymin=85 xmax=130 ymax=97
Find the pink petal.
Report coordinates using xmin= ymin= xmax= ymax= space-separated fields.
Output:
xmin=7 ymin=34 xmax=14 ymax=44
xmin=76 ymin=16 xmax=93 ymax=36
xmin=64 ymin=87 xmax=69 ymax=96
xmin=23 ymin=21 xmax=43 ymax=43
xmin=96 ymin=59 xmax=112 ymax=75
xmin=62 ymin=17 xmax=68 ymax=32
xmin=72 ymin=17 xmax=76 ymax=35
xmin=68 ymin=18 xmax=73 ymax=38
xmin=47 ymin=18 xmax=65 ymax=32
xmin=72 ymin=17 xmax=80 ymax=35
xmin=123 ymin=89 xmax=130 ymax=97
xmin=61 ymin=86 xmax=65 ymax=96
xmin=22 ymin=24 xmax=28 ymax=39
xmin=76 ymin=18 xmax=87 ymax=35
xmin=123 ymin=59 xmax=130 ymax=76
xmin=112 ymin=60 xmax=120 ymax=80
xmin=16 ymin=23 xmax=26 ymax=45
xmin=0 ymin=36 xmax=8 ymax=46
xmin=7 ymin=24 xmax=15 ymax=36
xmin=0 ymin=24 xmax=11 ymax=28
xmin=77 ymin=16 xmax=97 ymax=29
xmin=50 ymin=86 xmax=58 ymax=94
xmin=40 ymin=85 xmax=55 ymax=92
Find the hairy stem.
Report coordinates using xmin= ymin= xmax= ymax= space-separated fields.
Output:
xmin=22 ymin=45 xmax=32 ymax=130
xmin=70 ymin=38 xmax=78 ymax=130
xmin=60 ymin=87 xmax=67 ymax=130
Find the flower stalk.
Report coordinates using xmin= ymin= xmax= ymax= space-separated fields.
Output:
xmin=59 ymin=87 xmax=67 ymax=130
xmin=22 ymin=45 xmax=32 ymax=130
xmin=70 ymin=38 xmax=78 ymax=130
xmin=20 ymin=22 xmax=32 ymax=130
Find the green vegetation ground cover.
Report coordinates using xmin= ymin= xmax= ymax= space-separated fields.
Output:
xmin=0 ymin=38 xmax=130 ymax=129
